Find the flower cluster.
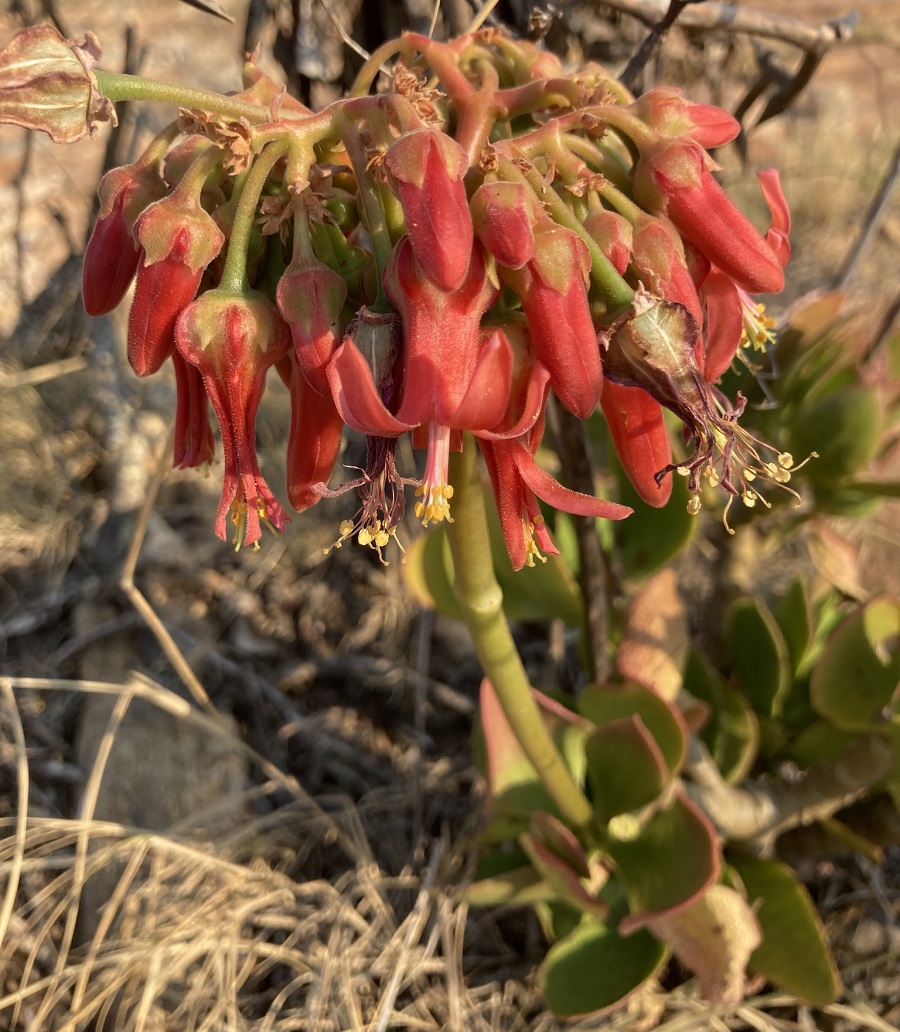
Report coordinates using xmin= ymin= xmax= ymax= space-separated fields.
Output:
xmin=1 ymin=25 xmax=797 ymax=566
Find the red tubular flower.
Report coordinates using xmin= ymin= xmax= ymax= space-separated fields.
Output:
xmin=278 ymin=356 xmax=344 ymax=512
xmin=171 ymin=350 xmax=215 ymax=470
xmin=128 ymin=174 xmax=225 ymax=377
xmin=600 ymin=379 xmax=672 ymax=507
xmin=276 ymin=254 xmax=347 ymax=397
xmin=327 ymin=239 xmax=526 ymax=527
xmin=470 ymin=181 xmax=535 ymax=269
xmin=632 ymin=138 xmax=784 ymax=295
xmin=383 ymin=128 xmax=474 ymax=291
xmin=176 ymin=289 xmax=291 ymax=548
xmin=698 ymin=170 xmax=791 ymax=381
xmin=481 ymin=429 xmax=632 ymax=570
xmin=501 ymin=224 xmax=604 ymax=420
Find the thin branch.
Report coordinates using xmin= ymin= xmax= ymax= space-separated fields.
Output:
xmin=597 ymin=0 xmax=858 ymax=53
xmin=118 ymin=427 xmax=216 ymax=716
xmin=834 ymin=141 xmax=900 ymax=293
xmin=619 ymin=0 xmax=708 ymax=92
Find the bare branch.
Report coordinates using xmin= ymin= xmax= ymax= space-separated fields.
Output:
xmin=597 ymin=0 xmax=858 ymax=53
xmin=685 ymin=733 xmax=894 ymax=850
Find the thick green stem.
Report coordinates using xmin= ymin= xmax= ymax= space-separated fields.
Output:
xmin=95 ymin=71 xmax=271 ymax=123
xmin=219 ymin=140 xmax=289 ymax=293
xmin=446 ymin=437 xmax=596 ymax=832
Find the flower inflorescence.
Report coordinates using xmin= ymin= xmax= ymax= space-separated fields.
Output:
xmin=0 ymin=24 xmax=801 ymax=567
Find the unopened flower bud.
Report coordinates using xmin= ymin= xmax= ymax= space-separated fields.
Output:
xmin=502 ymin=225 xmax=603 ymax=419
xmin=628 ymin=86 xmax=739 ymax=150
xmin=82 ymin=150 xmax=171 ymax=316
xmin=127 ymin=174 xmax=225 ymax=377
xmin=384 ymin=128 xmax=474 ymax=291
xmin=276 ymin=256 xmax=347 ymax=397
xmin=470 ymin=181 xmax=535 ymax=270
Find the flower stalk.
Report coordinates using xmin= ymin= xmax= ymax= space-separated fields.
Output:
xmin=446 ymin=435 xmax=596 ymax=833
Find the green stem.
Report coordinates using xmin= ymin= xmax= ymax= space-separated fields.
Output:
xmin=498 ymin=157 xmax=635 ymax=320
xmin=338 ymin=117 xmax=394 ymax=308
xmin=219 ymin=140 xmax=289 ymax=293
xmin=95 ymin=71 xmax=272 ymax=123
xmin=446 ymin=437 xmax=596 ymax=833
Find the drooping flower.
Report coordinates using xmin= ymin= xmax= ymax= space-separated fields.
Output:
xmin=600 ymin=379 xmax=673 ymax=507
xmin=276 ymin=250 xmax=347 ymax=397
xmin=82 ymin=138 xmax=173 ymax=316
xmin=171 ymin=350 xmax=216 ymax=470
xmin=383 ymin=128 xmax=474 ymax=291
xmin=328 ymin=238 xmax=513 ymax=527
xmin=602 ymin=289 xmax=809 ymax=529
xmin=698 ymin=169 xmax=792 ymax=381
xmin=277 ymin=355 xmax=345 ymax=512
xmin=175 ymin=289 xmax=291 ymax=548
xmin=632 ymin=137 xmax=784 ymax=295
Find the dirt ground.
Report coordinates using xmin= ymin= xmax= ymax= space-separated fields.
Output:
xmin=0 ymin=1 xmax=899 ymax=1030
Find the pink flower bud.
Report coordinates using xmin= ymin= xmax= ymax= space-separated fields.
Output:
xmin=276 ymin=257 xmax=347 ymax=397
xmin=176 ymin=290 xmax=291 ymax=548
xmin=629 ymin=87 xmax=739 ymax=150
xmin=127 ymin=183 xmax=225 ymax=377
xmin=82 ymin=158 xmax=169 ymax=316
xmin=0 ymin=25 xmax=115 ymax=143
xmin=470 ymin=181 xmax=535 ymax=269
xmin=502 ymin=225 xmax=604 ymax=419
xmin=383 ymin=128 xmax=474 ymax=291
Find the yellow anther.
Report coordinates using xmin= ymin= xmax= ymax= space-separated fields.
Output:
xmin=676 ymin=465 xmax=690 ymax=477
xmin=743 ymin=468 xmax=756 ymax=482
xmin=704 ymin=466 xmax=720 ymax=488
xmin=742 ymin=490 xmax=757 ymax=508
xmin=687 ymin=495 xmax=702 ymax=515
xmin=778 ymin=452 xmax=794 ymax=469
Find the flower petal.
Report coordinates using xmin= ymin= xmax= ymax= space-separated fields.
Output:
xmin=327 ymin=339 xmax=412 ymax=437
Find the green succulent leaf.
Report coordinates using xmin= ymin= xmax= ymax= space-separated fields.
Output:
xmin=683 ymin=650 xmax=759 ymax=782
xmin=577 ymin=681 xmax=687 ymax=776
xmin=726 ymin=596 xmax=792 ymax=717
xmin=585 ymin=716 xmax=669 ymax=822
xmin=539 ymin=914 xmax=667 ymax=1018
xmin=776 ymin=577 xmax=814 ymax=677
xmin=608 ymin=791 xmax=720 ymax=935
xmin=730 ymin=855 xmax=841 ymax=1006
xmin=792 ymin=387 xmax=883 ymax=483
xmin=810 ymin=598 xmax=900 ymax=730
xmin=615 ymin=468 xmax=698 ymax=581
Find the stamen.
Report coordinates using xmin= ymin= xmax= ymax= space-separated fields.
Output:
xmin=414 ymin=421 xmax=455 ymax=527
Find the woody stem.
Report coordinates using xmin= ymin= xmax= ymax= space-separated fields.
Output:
xmin=446 ymin=435 xmax=596 ymax=833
